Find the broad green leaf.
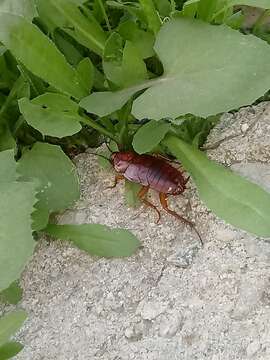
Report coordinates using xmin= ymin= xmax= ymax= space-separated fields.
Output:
xmin=0 ymin=281 xmax=22 ymax=305
xmin=182 ymin=0 xmax=199 ymax=17
xmin=0 ymin=182 xmax=36 ymax=291
xmin=103 ymin=33 xmax=149 ymax=87
xmin=138 ymin=0 xmax=162 ymax=34
xmin=125 ymin=181 xmax=141 ymax=207
xmin=0 ymin=342 xmax=23 ymax=360
xmin=31 ymin=202 xmax=50 ymax=231
xmin=77 ymin=58 xmax=94 ymax=93
xmin=36 ymin=0 xmax=69 ymax=32
xmin=17 ymin=64 xmax=46 ymax=98
xmin=54 ymin=30 xmax=83 ymax=66
xmin=121 ymin=41 xmax=148 ymax=87
xmin=0 ymin=124 xmax=16 ymax=151
xmin=228 ymin=0 xmax=270 ymax=9
xmin=0 ymin=150 xmax=17 ymax=182
xmin=118 ymin=20 xmax=155 ymax=59
xmin=107 ymin=1 xmax=147 ymax=23
xmin=0 ymin=310 xmax=27 ymax=346
xmin=197 ymin=0 xmax=218 ymax=21
xmin=153 ymin=0 xmax=171 ymax=16
xmin=80 ymin=86 xmax=140 ymax=117
xmin=85 ymin=18 xmax=270 ymax=118
xmin=46 ymin=0 xmax=107 ymax=56
xmin=132 ymin=120 xmax=171 ymax=154
xmin=0 ymin=45 xmax=6 ymax=56
xmin=0 ymin=0 xmax=37 ymax=20
xmin=163 ymin=135 xmax=270 ymax=238
xmin=19 ymin=94 xmax=82 ymax=138
xmin=18 ymin=142 xmax=80 ymax=213
xmin=103 ymin=32 xmax=124 ymax=86
xmin=212 ymin=0 xmax=270 ymax=21
xmin=45 ymin=224 xmax=140 ymax=257
xmin=0 ymin=14 xmax=86 ymax=99
xmin=132 ymin=18 xmax=270 ymax=119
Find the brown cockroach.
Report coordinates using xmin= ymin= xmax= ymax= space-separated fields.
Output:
xmin=108 ymin=151 xmax=203 ymax=245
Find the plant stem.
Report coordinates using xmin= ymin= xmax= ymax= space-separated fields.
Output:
xmin=80 ymin=115 xmax=118 ymax=142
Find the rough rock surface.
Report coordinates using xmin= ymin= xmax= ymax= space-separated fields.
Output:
xmin=3 ymin=103 xmax=270 ymax=360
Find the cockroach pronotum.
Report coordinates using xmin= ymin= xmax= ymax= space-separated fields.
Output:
xmin=106 ymin=150 xmax=203 ymax=245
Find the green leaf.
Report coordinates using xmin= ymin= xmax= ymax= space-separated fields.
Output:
xmin=31 ymin=202 xmax=50 ymax=231
xmin=46 ymin=0 xmax=107 ymax=56
xmin=18 ymin=94 xmax=82 ymax=138
xmin=118 ymin=20 xmax=155 ymax=59
xmin=36 ymin=0 xmax=69 ymax=32
xmin=77 ymin=58 xmax=94 ymax=93
xmin=163 ymin=135 xmax=270 ymax=238
xmin=0 ymin=150 xmax=17 ymax=183
xmin=85 ymin=18 xmax=270 ymax=119
xmin=132 ymin=18 xmax=270 ymax=119
xmin=153 ymin=0 xmax=171 ymax=17
xmin=54 ymin=30 xmax=83 ymax=66
xmin=18 ymin=142 xmax=80 ymax=213
xmin=227 ymin=0 xmax=270 ymax=9
xmin=0 ymin=14 xmax=86 ymax=99
xmin=0 ymin=123 xmax=16 ymax=151
xmin=103 ymin=33 xmax=149 ymax=87
xmin=0 ymin=0 xmax=37 ymax=20
xmin=138 ymin=0 xmax=162 ymax=34
xmin=0 ymin=182 xmax=36 ymax=291
xmin=0 ymin=342 xmax=23 ymax=360
xmin=121 ymin=41 xmax=148 ymax=87
xmin=80 ymin=86 xmax=140 ymax=117
xmin=0 ymin=310 xmax=27 ymax=346
xmin=0 ymin=281 xmax=22 ymax=305
xmin=197 ymin=0 xmax=218 ymax=21
xmin=103 ymin=32 xmax=124 ymax=86
xmin=125 ymin=180 xmax=141 ymax=207
xmin=17 ymin=64 xmax=46 ymax=98
xmin=212 ymin=0 xmax=270 ymax=21
xmin=45 ymin=223 xmax=140 ymax=257
xmin=132 ymin=120 xmax=171 ymax=154
xmin=0 ymin=45 xmax=6 ymax=56
xmin=107 ymin=1 xmax=147 ymax=23
xmin=182 ymin=0 xmax=199 ymax=18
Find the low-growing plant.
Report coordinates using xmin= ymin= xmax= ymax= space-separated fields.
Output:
xmin=1 ymin=0 xmax=270 ymax=355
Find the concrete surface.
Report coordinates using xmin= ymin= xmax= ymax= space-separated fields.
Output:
xmin=3 ymin=103 xmax=270 ymax=360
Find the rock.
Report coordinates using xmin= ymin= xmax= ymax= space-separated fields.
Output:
xmin=138 ymin=301 xmax=168 ymax=321
xmin=159 ymin=312 xmax=183 ymax=337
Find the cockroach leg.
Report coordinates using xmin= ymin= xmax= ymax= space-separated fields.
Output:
xmin=106 ymin=174 xmax=125 ymax=189
xmin=159 ymin=193 xmax=203 ymax=245
xmin=138 ymin=186 xmax=161 ymax=224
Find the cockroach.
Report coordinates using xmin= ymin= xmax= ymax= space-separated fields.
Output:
xmin=107 ymin=151 xmax=203 ymax=245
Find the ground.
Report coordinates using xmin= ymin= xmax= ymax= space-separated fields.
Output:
xmin=3 ymin=102 xmax=270 ymax=360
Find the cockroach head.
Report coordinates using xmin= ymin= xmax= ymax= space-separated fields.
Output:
xmin=111 ymin=151 xmax=134 ymax=173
